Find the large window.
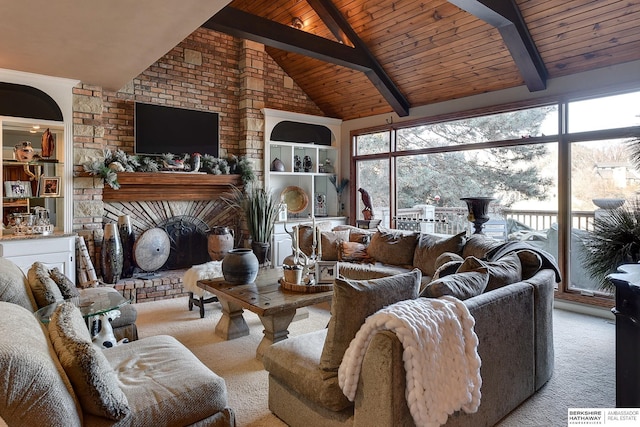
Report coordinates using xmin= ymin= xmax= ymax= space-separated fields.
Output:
xmin=352 ymin=89 xmax=640 ymax=306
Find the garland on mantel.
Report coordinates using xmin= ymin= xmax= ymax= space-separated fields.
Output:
xmin=83 ymin=149 xmax=255 ymax=190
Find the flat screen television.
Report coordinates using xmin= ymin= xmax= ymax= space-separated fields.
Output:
xmin=134 ymin=102 xmax=219 ymax=157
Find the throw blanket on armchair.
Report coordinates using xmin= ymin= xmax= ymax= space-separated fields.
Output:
xmin=338 ymin=297 xmax=482 ymax=427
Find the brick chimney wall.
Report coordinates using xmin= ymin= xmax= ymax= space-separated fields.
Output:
xmin=72 ymin=27 xmax=325 ymax=285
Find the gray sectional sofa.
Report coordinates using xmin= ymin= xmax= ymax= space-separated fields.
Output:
xmin=266 ymin=226 xmax=558 ymax=427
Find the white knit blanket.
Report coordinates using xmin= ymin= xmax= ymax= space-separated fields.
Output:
xmin=338 ymin=297 xmax=482 ymax=427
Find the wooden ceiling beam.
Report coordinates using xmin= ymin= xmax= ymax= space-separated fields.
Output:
xmin=203 ymin=7 xmax=370 ymax=70
xmin=305 ymin=0 xmax=351 ymax=47
xmin=306 ymin=0 xmax=409 ymax=116
xmin=204 ymin=6 xmax=410 ymax=117
xmin=449 ymin=0 xmax=548 ymax=91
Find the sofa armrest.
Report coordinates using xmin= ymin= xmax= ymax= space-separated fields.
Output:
xmin=353 ymin=330 xmax=413 ymax=427
xmin=523 ymin=268 xmax=556 ymax=389
xmin=356 ymin=281 xmax=539 ymax=427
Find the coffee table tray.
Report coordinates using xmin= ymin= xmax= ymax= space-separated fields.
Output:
xmin=279 ymin=278 xmax=333 ymax=293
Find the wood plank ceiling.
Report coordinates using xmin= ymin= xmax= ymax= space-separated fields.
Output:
xmin=207 ymin=0 xmax=640 ymax=121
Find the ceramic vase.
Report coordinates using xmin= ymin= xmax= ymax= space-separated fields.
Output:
xmin=101 ymin=223 xmax=123 ymax=284
xmin=251 ymin=241 xmax=271 ymax=266
xmin=222 ymin=248 xmax=259 ymax=284
xmin=207 ymin=226 xmax=235 ymax=261
xmin=118 ymin=215 xmax=135 ymax=278
xmin=271 ymin=157 xmax=285 ymax=172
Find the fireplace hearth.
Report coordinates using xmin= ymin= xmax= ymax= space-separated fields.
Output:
xmin=103 ymin=199 xmax=238 ymax=272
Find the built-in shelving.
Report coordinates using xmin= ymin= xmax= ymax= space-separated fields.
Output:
xmin=263 ymin=109 xmax=347 ymax=266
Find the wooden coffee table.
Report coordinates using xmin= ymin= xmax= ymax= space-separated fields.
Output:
xmin=197 ymin=269 xmax=333 ymax=361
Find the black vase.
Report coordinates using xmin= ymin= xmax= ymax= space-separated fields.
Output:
xmin=101 ymin=223 xmax=123 ymax=284
xmin=461 ymin=197 xmax=495 ymax=234
xmin=222 ymin=248 xmax=259 ymax=284
xmin=118 ymin=215 xmax=135 ymax=278
xmin=251 ymin=241 xmax=271 ymax=266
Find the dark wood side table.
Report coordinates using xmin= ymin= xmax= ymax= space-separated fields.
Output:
xmin=607 ymin=264 xmax=640 ymax=408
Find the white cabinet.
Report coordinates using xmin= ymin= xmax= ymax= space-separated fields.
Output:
xmin=0 ymin=234 xmax=76 ymax=282
xmin=272 ymin=224 xmax=293 ymax=267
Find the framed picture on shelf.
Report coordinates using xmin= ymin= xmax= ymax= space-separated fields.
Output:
xmin=4 ymin=181 xmax=32 ymax=198
xmin=316 ymin=261 xmax=339 ymax=284
xmin=39 ymin=176 xmax=60 ymax=197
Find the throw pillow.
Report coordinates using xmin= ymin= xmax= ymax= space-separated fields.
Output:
xmin=0 ymin=257 xmax=36 ymax=311
xmin=49 ymin=267 xmax=81 ymax=299
xmin=339 ymin=241 xmax=375 ymax=263
xmin=333 ymin=225 xmax=374 ymax=245
xmin=296 ymin=222 xmax=334 ymax=256
xmin=462 ymin=234 xmax=503 ymax=259
xmin=413 ymin=232 xmax=466 ymax=277
xmin=434 ymin=252 xmax=464 ymax=271
xmin=48 ymin=302 xmax=130 ymax=420
xmin=420 ymin=271 xmax=489 ymax=300
xmin=432 ymin=259 xmax=464 ymax=280
xmin=27 ymin=262 xmax=64 ymax=308
xmin=0 ymin=302 xmax=82 ymax=426
xmin=366 ymin=228 xmax=418 ymax=266
xmin=319 ymin=269 xmax=421 ymax=378
xmin=516 ymin=249 xmax=543 ymax=280
xmin=457 ymin=252 xmax=523 ymax=291
xmin=319 ymin=230 xmax=350 ymax=261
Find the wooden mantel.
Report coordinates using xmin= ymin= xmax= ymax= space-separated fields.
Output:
xmin=102 ymin=172 xmax=243 ymax=202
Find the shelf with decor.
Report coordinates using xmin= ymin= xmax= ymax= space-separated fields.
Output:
xmin=1 ymin=122 xmax=66 ymax=234
xmin=263 ymin=109 xmax=347 ymax=266
xmin=263 ymin=109 xmax=343 ymax=220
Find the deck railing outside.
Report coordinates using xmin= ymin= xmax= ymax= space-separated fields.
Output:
xmin=389 ymin=205 xmax=602 ymax=292
xmin=391 ymin=206 xmax=596 ymax=237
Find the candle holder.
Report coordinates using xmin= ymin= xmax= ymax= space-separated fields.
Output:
xmin=461 ymin=197 xmax=495 ymax=234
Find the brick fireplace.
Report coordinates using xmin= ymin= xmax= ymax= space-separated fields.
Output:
xmin=96 ymin=173 xmax=242 ymax=303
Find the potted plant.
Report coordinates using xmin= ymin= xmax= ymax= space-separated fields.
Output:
xmin=582 ymin=198 xmax=640 ymax=292
xmin=224 ymin=185 xmax=282 ymax=265
xmin=581 ymin=138 xmax=640 ymax=292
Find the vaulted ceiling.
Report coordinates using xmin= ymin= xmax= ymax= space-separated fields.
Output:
xmin=207 ymin=0 xmax=640 ymax=121
xmin=2 ymin=1 xmax=639 ymax=123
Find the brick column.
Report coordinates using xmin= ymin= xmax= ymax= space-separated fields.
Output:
xmin=238 ymin=40 xmax=266 ymax=185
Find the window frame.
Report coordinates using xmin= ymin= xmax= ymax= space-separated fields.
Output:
xmin=350 ymin=89 xmax=640 ymax=308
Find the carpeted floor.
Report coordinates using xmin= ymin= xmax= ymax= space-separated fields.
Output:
xmin=135 ymin=297 xmax=615 ymax=427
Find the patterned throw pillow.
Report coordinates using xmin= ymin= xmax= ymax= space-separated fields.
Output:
xmin=420 ymin=271 xmax=489 ymax=300
xmin=319 ymin=269 xmax=421 ymax=379
xmin=48 ymin=302 xmax=130 ymax=420
xmin=49 ymin=267 xmax=80 ymax=299
xmin=27 ymin=262 xmax=64 ymax=308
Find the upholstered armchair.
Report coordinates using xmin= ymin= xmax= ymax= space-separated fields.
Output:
xmin=0 ymin=257 xmax=138 ymax=342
